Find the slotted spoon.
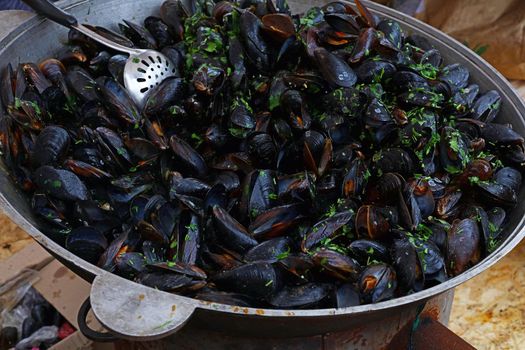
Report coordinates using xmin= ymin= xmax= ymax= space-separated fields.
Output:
xmin=24 ymin=0 xmax=177 ymax=109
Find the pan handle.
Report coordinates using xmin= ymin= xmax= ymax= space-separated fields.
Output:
xmin=22 ymin=0 xmax=77 ymax=27
xmin=77 ymin=298 xmax=119 ymax=342
xmin=89 ymin=272 xmax=197 ymax=341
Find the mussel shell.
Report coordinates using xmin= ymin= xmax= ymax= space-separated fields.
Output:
xmin=64 ymin=159 xmax=112 ymax=181
xmin=120 ymin=20 xmax=158 ymax=49
xmin=355 ymin=60 xmax=396 ymax=84
xmin=438 ymin=64 xmax=469 ymax=95
xmin=1 ymin=63 xmax=14 ymax=108
xmin=160 ymin=0 xmax=185 ymax=41
xmin=144 ymin=16 xmax=173 ymax=48
xmin=0 ymin=326 xmax=18 ymax=348
xmin=32 ymin=126 xmax=70 ymax=168
xmin=476 ymin=181 xmax=518 ymax=207
xmin=148 ymin=261 xmax=207 ymax=279
xmin=355 ymin=205 xmax=396 ymax=241
xmin=373 ymin=148 xmax=414 ymax=178
xmin=312 ymin=248 xmax=361 ymax=282
xmin=480 ymin=122 xmax=524 ymax=146
xmin=314 ymin=47 xmax=357 ymax=88
xmin=494 ymin=167 xmax=522 ymax=193
xmin=377 ymin=19 xmax=403 ymax=49
xmin=335 ymin=283 xmax=361 ymax=308
xmin=435 ymin=189 xmax=462 ymax=219
xmin=470 ymin=90 xmax=501 ymax=123
xmin=240 ymin=169 xmax=276 ymax=220
xmin=74 ymin=200 xmax=120 ymax=234
xmin=22 ymin=63 xmax=51 ymax=94
xmin=143 ymin=240 xmax=167 ymax=264
xmin=195 ymin=289 xmax=253 ymax=307
xmin=391 ymin=71 xmax=429 ymax=92
xmin=247 ymin=132 xmax=277 ymax=168
xmin=116 ymin=252 xmax=147 ymax=277
xmin=124 ymin=137 xmax=159 ymax=161
xmin=446 ymin=218 xmax=481 ymax=276
xmin=169 ymin=175 xmax=211 ymax=199
xmin=342 ymin=158 xmax=368 ymax=198
xmin=268 ymin=283 xmax=332 ymax=308
xmin=213 ymin=171 xmax=241 ymax=194
xmin=349 ymin=239 xmax=390 ymax=265
xmin=170 ymin=135 xmax=208 ymax=178
xmin=249 ymin=204 xmax=304 ymax=240
xmin=240 ymin=11 xmax=272 ymax=72
xmin=135 ymin=271 xmax=197 ymax=292
xmin=324 ymin=13 xmax=360 ymax=35
xmin=107 ymin=55 xmax=127 ymax=84
xmin=143 ymin=77 xmax=184 ymax=115
xmin=390 ymin=235 xmax=424 ymax=293
xmin=244 ymin=236 xmax=292 ymax=263
xmin=212 ymin=262 xmax=280 ymax=298
xmin=34 ymin=166 xmax=89 ymax=201
xmin=95 ymin=76 xmax=141 ymax=124
xmin=212 ymin=206 xmax=258 ymax=254
xmin=358 ymin=263 xmax=397 ymax=304
xmin=66 ymin=67 xmax=98 ymax=102
xmin=66 ymin=226 xmax=108 ymax=264
xmin=262 ymin=13 xmax=295 ymax=43
xmin=302 ymin=211 xmax=354 ymax=251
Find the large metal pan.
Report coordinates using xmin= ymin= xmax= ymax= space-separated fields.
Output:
xmin=1 ymin=0 xmax=524 ymax=348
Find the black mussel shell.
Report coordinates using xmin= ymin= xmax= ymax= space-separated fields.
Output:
xmin=269 ymin=283 xmax=332 ymax=308
xmin=34 ymin=166 xmax=89 ymax=201
xmin=358 ymin=264 xmax=397 ymax=304
xmin=212 ymin=262 xmax=280 ymax=298
xmin=66 ymin=226 xmax=108 ymax=264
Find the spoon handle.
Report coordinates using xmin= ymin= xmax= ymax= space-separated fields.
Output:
xmin=23 ymin=0 xmax=77 ymax=27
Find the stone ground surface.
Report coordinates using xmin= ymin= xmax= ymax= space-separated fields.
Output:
xmin=1 ymin=9 xmax=525 ymax=350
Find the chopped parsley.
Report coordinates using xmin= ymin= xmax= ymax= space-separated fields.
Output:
xmin=275 ymin=247 xmax=291 ymax=260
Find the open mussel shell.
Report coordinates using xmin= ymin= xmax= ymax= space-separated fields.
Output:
xmin=249 ymin=204 xmax=304 ymax=241
xmin=358 ymin=263 xmax=397 ymax=304
xmin=355 ymin=205 xmax=397 ymax=241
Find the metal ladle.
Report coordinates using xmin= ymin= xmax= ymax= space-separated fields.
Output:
xmin=23 ymin=0 xmax=177 ymax=109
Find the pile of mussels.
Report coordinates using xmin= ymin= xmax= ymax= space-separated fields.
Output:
xmin=0 ymin=0 xmax=524 ymax=309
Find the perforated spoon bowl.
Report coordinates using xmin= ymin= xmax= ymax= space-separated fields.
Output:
xmin=24 ymin=0 xmax=177 ymax=110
